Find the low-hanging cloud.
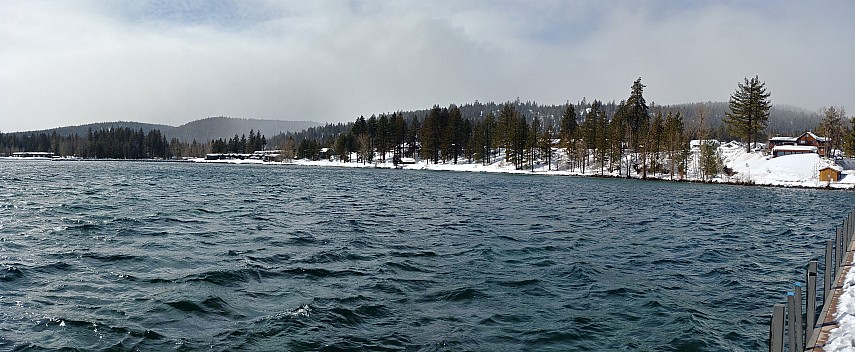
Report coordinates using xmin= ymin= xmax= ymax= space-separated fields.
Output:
xmin=1 ymin=0 xmax=853 ymax=132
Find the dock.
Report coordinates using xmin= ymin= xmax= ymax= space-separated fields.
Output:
xmin=807 ymin=233 xmax=853 ymax=351
xmin=769 ymin=209 xmax=855 ymax=351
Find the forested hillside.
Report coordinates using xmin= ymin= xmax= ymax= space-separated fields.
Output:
xmin=7 ymin=117 xmax=319 ymax=143
xmin=268 ymin=99 xmax=825 ymax=161
xmin=0 ymin=117 xmax=318 ymax=158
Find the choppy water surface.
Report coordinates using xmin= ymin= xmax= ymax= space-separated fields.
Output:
xmin=1 ymin=161 xmax=853 ymax=351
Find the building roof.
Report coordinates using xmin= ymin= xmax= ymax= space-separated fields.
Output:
xmin=772 ymin=145 xmax=817 ymax=152
xmin=769 ymin=136 xmax=797 ymax=142
xmin=769 ymin=132 xmax=830 ymax=143
xmin=801 ymin=131 xmax=829 ymax=142
xmin=820 ymin=165 xmax=844 ymax=172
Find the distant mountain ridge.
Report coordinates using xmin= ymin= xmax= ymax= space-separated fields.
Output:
xmin=14 ymin=117 xmax=320 ymax=142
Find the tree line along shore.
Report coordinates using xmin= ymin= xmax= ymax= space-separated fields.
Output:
xmin=1 ymin=77 xmax=851 ymax=180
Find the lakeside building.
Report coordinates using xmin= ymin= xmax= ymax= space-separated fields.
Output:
xmin=819 ymin=165 xmax=844 ymax=182
xmin=768 ymin=132 xmax=830 ymax=157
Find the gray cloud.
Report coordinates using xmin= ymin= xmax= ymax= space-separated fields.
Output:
xmin=1 ymin=0 xmax=853 ymax=132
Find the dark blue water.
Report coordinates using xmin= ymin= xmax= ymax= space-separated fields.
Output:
xmin=1 ymin=161 xmax=852 ymax=351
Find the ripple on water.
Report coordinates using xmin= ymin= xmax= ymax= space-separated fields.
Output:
xmin=2 ymin=163 xmax=854 ymax=350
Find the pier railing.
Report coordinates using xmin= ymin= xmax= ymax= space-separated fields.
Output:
xmin=769 ymin=209 xmax=854 ymax=351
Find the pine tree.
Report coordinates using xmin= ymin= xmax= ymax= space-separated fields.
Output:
xmin=587 ymin=101 xmax=608 ymax=174
xmin=610 ymin=102 xmax=627 ymax=176
xmin=819 ymin=106 xmax=846 ymax=157
xmin=845 ymin=116 xmax=855 ymax=157
xmin=638 ymin=119 xmax=651 ymax=178
xmin=391 ymin=112 xmax=407 ymax=160
xmin=461 ymin=118 xmax=473 ymax=163
xmin=626 ymin=78 xmax=650 ymax=148
xmin=444 ymin=105 xmax=463 ymax=163
xmin=351 ymin=116 xmax=368 ymax=163
xmin=420 ymin=107 xmax=438 ymax=163
xmin=723 ymin=75 xmax=771 ymax=153
xmin=408 ymin=117 xmax=420 ymax=159
xmin=514 ymin=113 xmax=529 ymax=170
xmin=699 ymin=141 xmax=721 ymax=181
xmin=665 ymin=112 xmax=685 ymax=179
xmin=540 ymin=125 xmax=554 ymax=171
xmin=529 ymin=114 xmax=540 ymax=171
xmin=377 ymin=114 xmax=390 ymax=161
xmin=497 ymin=103 xmax=518 ymax=160
xmin=559 ymin=104 xmax=577 ymax=151
xmin=651 ymin=112 xmax=665 ymax=176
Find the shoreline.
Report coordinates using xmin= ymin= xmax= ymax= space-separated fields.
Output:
xmin=281 ymin=157 xmax=855 ymax=190
xmin=7 ymin=154 xmax=854 ymax=190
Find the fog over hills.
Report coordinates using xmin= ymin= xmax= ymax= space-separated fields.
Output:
xmin=7 ymin=100 xmax=825 ymax=146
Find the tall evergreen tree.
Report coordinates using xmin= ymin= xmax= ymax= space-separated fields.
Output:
xmin=583 ymin=101 xmax=607 ymax=174
xmin=665 ymin=111 xmax=685 ymax=179
xmin=845 ymin=115 xmax=855 ymax=157
xmin=529 ymin=114 xmax=540 ymax=171
xmin=610 ymin=101 xmax=628 ymax=176
xmin=626 ymin=78 xmax=650 ymax=148
xmin=819 ymin=106 xmax=846 ymax=156
xmin=497 ymin=103 xmax=518 ymax=158
xmin=651 ymin=112 xmax=665 ymax=176
xmin=559 ymin=104 xmax=577 ymax=151
xmin=723 ymin=75 xmax=771 ymax=153
xmin=377 ymin=114 xmax=390 ymax=161
xmin=540 ymin=124 xmax=555 ymax=171
xmin=444 ymin=105 xmax=463 ymax=163
xmin=699 ymin=141 xmax=721 ymax=181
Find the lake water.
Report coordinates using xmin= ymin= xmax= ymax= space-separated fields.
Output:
xmin=1 ymin=161 xmax=853 ymax=351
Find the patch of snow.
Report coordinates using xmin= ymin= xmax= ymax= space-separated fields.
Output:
xmin=825 ymin=262 xmax=855 ymax=351
xmin=725 ymin=153 xmax=824 ymax=186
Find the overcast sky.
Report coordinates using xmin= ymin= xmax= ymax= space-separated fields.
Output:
xmin=1 ymin=0 xmax=853 ymax=132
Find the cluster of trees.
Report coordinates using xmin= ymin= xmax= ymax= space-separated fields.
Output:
xmin=281 ymin=78 xmax=706 ymax=178
xmin=275 ymin=76 xmax=853 ymax=181
xmin=0 ymin=127 xmax=266 ymax=160
xmin=209 ymin=129 xmax=267 ymax=154
xmin=0 ymin=127 xmax=172 ymax=159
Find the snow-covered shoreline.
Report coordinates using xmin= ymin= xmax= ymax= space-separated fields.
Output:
xmin=193 ymin=144 xmax=855 ymax=190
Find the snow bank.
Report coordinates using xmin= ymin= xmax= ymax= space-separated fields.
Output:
xmin=724 ymin=153 xmax=827 ymax=186
xmin=720 ymin=148 xmax=855 ymax=188
xmin=825 ymin=264 xmax=855 ymax=351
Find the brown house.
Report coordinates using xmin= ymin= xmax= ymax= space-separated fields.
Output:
xmin=768 ymin=132 xmax=830 ymax=157
xmin=819 ymin=165 xmax=843 ymax=182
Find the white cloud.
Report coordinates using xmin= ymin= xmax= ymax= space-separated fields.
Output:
xmin=1 ymin=0 xmax=853 ymax=132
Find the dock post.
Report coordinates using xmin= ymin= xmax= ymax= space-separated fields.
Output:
xmin=846 ymin=215 xmax=851 ymax=247
xmin=836 ymin=227 xmax=843 ymax=275
xmin=848 ymin=211 xmax=854 ymax=244
xmin=847 ymin=212 xmax=852 ymax=241
xmin=793 ymin=283 xmax=804 ymax=351
xmin=770 ymin=303 xmax=785 ymax=352
xmin=806 ymin=260 xmax=817 ymax=342
xmin=850 ymin=209 xmax=854 ymax=238
xmin=826 ymin=239 xmax=834 ymax=300
xmin=787 ymin=292 xmax=797 ymax=352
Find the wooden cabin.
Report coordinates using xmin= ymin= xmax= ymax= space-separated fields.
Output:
xmin=768 ymin=132 xmax=830 ymax=157
xmin=819 ymin=165 xmax=843 ymax=182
